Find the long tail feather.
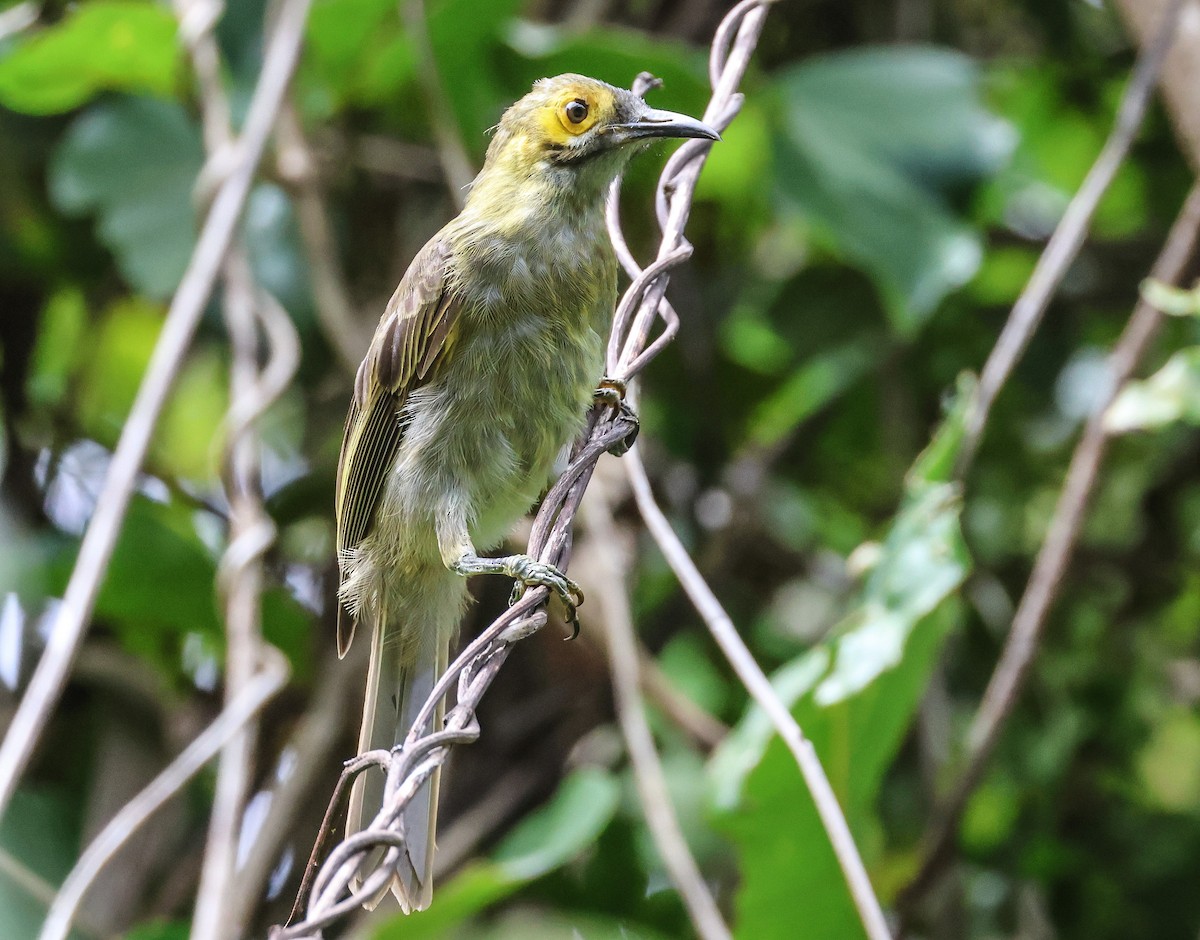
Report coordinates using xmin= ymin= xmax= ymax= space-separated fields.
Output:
xmin=347 ymin=614 xmax=449 ymax=912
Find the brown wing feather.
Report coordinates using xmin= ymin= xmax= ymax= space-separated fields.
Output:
xmin=335 ymin=237 xmax=461 ymax=656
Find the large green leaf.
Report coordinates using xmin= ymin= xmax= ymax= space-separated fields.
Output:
xmin=711 ymin=376 xmax=975 ymax=940
xmin=773 ymin=48 xmax=1012 ymax=333
xmin=49 ymin=96 xmax=203 ymax=298
xmin=0 ymin=1 xmax=180 ymax=115
xmin=373 ymin=767 xmax=621 ymax=939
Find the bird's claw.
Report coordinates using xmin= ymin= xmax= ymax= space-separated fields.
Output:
xmin=606 ymin=401 xmax=640 ymax=457
xmin=506 ymin=556 xmax=584 ymax=639
xmin=592 ymin=378 xmax=638 ymax=457
xmin=593 ymin=375 xmax=627 ymax=407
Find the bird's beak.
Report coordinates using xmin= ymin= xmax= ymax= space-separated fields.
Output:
xmin=618 ymin=108 xmax=721 ymax=142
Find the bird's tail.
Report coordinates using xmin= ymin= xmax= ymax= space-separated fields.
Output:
xmin=347 ymin=575 xmax=458 ymax=912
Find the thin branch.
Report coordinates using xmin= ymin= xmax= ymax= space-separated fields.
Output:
xmin=0 ymin=0 xmax=314 ymax=819
xmin=639 ymin=646 xmax=729 ymax=750
xmin=902 ymin=178 xmax=1200 ymax=907
xmin=174 ymin=2 xmax=305 ymax=935
xmin=585 ymin=479 xmax=732 ymax=940
xmin=38 ymin=649 xmax=290 ymax=940
xmin=191 ymin=253 xmax=279 ymax=940
xmin=955 ymin=0 xmax=1185 ymax=476
xmin=0 ymin=1 xmax=37 ymax=41
xmin=624 ymin=447 xmax=893 ymax=940
xmin=272 ymin=4 xmax=773 ymax=933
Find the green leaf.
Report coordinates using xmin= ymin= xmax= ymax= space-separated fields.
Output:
xmin=1105 ymin=348 xmax=1200 ymax=434
xmin=711 ymin=381 xmax=974 ymax=940
xmin=745 ymin=340 xmax=882 ymax=447
xmin=773 ymin=47 xmax=1011 ymax=333
xmin=50 ymin=96 xmax=203 ymax=298
xmin=244 ymin=183 xmax=316 ymax=329
xmin=451 ymin=910 xmax=673 ymax=940
xmin=492 ymin=766 xmax=621 ymax=879
xmin=0 ymin=1 xmax=180 ymax=115
xmin=373 ymin=768 xmax=620 ymax=939
xmin=720 ymin=308 xmax=795 ymax=376
xmin=156 ymin=350 xmax=229 ymax=481
xmin=906 ymin=372 xmax=977 ymax=486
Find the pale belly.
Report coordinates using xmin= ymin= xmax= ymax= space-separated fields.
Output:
xmin=371 ymin=311 xmax=603 ymax=566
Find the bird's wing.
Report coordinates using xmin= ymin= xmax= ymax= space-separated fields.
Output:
xmin=335 ymin=236 xmax=461 ymax=655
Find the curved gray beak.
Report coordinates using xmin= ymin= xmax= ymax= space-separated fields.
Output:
xmin=622 ymin=108 xmax=721 ymax=142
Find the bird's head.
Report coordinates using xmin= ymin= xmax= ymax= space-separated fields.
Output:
xmin=470 ymin=74 xmax=719 ymax=208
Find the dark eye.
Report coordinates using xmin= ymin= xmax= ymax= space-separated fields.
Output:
xmin=565 ymin=99 xmax=589 ymax=124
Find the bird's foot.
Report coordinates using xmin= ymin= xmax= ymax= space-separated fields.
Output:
xmin=593 ymin=375 xmax=627 ymax=408
xmin=607 ymin=401 xmax=640 ymax=457
xmin=593 ymin=377 xmax=639 ymax=457
xmin=454 ymin=553 xmax=584 ymax=639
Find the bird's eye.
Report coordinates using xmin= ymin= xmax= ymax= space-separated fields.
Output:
xmin=564 ymin=99 xmax=589 ymax=124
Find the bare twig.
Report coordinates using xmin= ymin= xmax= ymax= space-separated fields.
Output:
xmin=902 ymin=179 xmax=1200 ymax=906
xmin=39 ymin=649 xmax=290 ymax=940
xmin=603 ymin=4 xmax=890 ymax=933
xmin=1113 ymin=0 xmax=1200 ymax=169
xmin=586 ymin=478 xmax=732 ymax=940
xmin=0 ymin=1 xmax=37 ymax=41
xmin=0 ymin=0 xmax=313 ymax=819
xmin=192 ymin=255 xmax=287 ymax=940
xmin=272 ymin=4 xmax=775 ymax=934
xmin=624 ymin=447 xmax=893 ymax=940
xmin=956 ymin=0 xmax=1185 ymax=476
xmin=173 ymin=3 xmax=305 ymax=936
xmin=639 ymin=647 xmax=729 ymax=750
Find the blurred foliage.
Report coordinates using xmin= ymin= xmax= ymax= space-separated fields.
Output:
xmin=2 ymin=0 xmax=1200 ymax=939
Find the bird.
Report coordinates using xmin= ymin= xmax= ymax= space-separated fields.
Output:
xmin=334 ymin=73 xmax=718 ymax=912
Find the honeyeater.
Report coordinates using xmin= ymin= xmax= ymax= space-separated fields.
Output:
xmin=335 ymin=73 xmax=717 ymax=911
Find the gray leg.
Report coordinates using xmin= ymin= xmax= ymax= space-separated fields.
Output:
xmin=451 ymin=552 xmax=584 ymax=638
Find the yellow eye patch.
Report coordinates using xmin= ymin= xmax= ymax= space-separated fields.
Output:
xmin=556 ymin=95 xmax=597 ymax=135
xmin=530 ymin=80 xmax=616 ymax=146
